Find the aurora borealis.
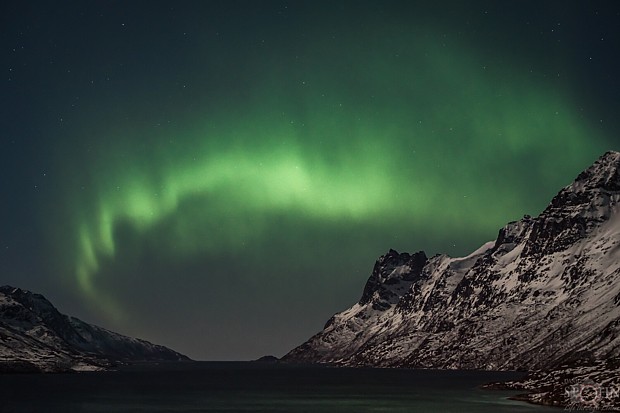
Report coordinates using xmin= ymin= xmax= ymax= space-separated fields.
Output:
xmin=2 ymin=1 xmax=619 ymax=359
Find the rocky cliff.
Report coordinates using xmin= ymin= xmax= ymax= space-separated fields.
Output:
xmin=285 ymin=151 xmax=620 ymax=409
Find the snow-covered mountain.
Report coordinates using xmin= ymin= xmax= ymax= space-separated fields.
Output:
xmin=0 ymin=286 xmax=189 ymax=372
xmin=285 ymin=151 xmax=620 ymax=408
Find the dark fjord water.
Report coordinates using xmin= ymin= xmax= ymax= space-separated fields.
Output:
xmin=0 ymin=362 xmax=558 ymax=412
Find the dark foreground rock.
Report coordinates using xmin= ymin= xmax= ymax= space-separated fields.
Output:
xmin=485 ymin=359 xmax=620 ymax=411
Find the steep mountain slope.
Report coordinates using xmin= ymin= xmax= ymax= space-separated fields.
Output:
xmin=0 ymin=286 xmax=189 ymax=372
xmin=285 ymin=151 xmax=620 ymax=376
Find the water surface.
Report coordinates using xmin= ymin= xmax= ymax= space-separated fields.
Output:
xmin=0 ymin=362 xmax=558 ymax=412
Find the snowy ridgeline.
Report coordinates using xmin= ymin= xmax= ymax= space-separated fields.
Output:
xmin=0 ymin=286 xmax=189 ymax=372
xmin=284 ymin=151 xmax=620 ymax=409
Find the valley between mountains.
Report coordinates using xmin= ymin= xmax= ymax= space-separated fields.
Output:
xmin=2 ymin=151 xmax=620 ymax=409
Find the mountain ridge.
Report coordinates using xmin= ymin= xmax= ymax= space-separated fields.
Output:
xmin=0 ymin=285 xmax=189 ymax=372
xmin=284 ymin=150 xmax=620 ymax=409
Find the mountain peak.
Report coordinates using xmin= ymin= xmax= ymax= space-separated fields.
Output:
xmin=570 ymin=150 xmax=620 ymax=192
xmin=359 ymin=250 xmax=427 ymax=309
xmin=524 ymin=151 xmax=620 ymax=257
xmin=0 ymin=285 xmax=20 ymax=294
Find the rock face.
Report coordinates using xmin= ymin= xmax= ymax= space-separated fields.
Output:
xmin=284 ymin=151 xmax=620 ymax=389
xmin=0 ymin=286 xmax=189 ymax=372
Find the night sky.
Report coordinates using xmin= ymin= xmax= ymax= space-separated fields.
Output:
xmin=2 ymin=1 xmax=619 ymax=360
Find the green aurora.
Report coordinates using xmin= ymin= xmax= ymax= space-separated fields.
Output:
xmin=4 ymin=1 xmax=617 ymax=359
xmin=65 ymin=29 xmax=604 ymax=320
